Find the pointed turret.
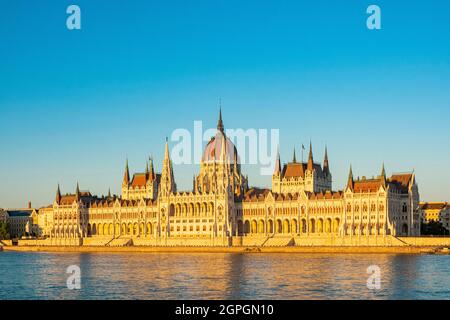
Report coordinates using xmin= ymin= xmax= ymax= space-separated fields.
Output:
xmin=293 ymin=147 xmax=297 ymax=163
xmin=217 ymin=107 xmax=224 ymax=133
xmin=307 ymin=141 xmax=314 ymax=171
xmin=347 ymin=165 xmax=354 ymax=190
xmin=56 ymin=184 xmax=61 ymax=204
xmin=75 ymin=182 xmax=80 ymax=201
xmin=108 ymin=188 xmax=111 ymax=198
xmin=123 ymin=159 xmax=130 ymax=186
xmin=323 ymin=145 xmax=330 ymax=175
xmin=274 ymin=147 xmax=281 ymax=176
xmin=164 ymin=137 xmax=170 ymax=159
xmin=380 ymin=163 xmax=386 ymax=187
xmin=160 ymin=138 xmax=175 ymax=196
xmin=149 ymin=156 xmax=155 ymax=181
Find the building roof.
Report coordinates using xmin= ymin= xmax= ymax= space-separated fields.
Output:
xmin=283 ymin=162 xmax=306 ymax=179
xmin=388 ymin=173 xmax=413 ymax=192
xmin=281 ymin=162 xmax=325 ymax=179
xmin=202 ymin=110 xmax=240 ymax=165
xmin=354 ymin=177 xmax=384 ymax=193
xmin=244 ymin=188 xmax=271 ymax=200
xmin=308 ymin=190 xmax=343 ymax=200
xmin=5 ymin=209 xmax=33 ymax=217
xmin=350 ymin=173 xmax=413 ymax=194
xmin=59 ymin=191 xmax=92 ymax=205
xmin=131 ymin=173 xmax=147 ymax=187
xmin=419 ymin=202 xmax=448 ymax=210
xmin=243 ymin=188 xmax=343 ymax=202
xmin=202 ymin=131 xmax=238 ymax=164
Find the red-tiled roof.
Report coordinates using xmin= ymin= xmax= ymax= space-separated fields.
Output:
xmin=388 ymin=174 xmax=412 ymax=188
xmin=283 ymin=163 xmax=306 ymax=179
xmin=131 ymin=173 xmax=147 ymax=187
xmin=282 ymin=162 xmax=326 ymax=179
xmin=354 ymin=179 xmax=383 ymax=193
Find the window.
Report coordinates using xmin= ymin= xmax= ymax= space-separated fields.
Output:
xmin=402 ymin=204 xmax=408 ymax=213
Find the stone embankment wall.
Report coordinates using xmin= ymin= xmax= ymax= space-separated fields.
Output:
xmin=5 ymin=235 xmax=450 ymax=249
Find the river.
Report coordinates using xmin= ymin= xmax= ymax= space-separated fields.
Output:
xmin=0 ymin=251 xmax=449 ymax=299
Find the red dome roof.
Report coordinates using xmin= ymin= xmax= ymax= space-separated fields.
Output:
xmin=202 ymin=131 xmax=239 ymax=163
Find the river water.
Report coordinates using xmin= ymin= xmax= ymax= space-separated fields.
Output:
xmin=0 ymin=251 xmax=449 ymax=300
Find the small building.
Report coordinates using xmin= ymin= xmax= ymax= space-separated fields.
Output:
xmin=3 ymin=208 xmax=35 ymax=238
xmin=419 ymin=202 xmax=450 ymax=231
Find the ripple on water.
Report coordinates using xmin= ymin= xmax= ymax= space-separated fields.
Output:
xmin=0 ymin=252 xmax=449 ymax=300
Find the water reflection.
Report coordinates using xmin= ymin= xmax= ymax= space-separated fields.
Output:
xmin=0 ymin=252 xmax=449 ymax=300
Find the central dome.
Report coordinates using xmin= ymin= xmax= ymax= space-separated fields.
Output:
xmin=202 ymin=109 xmax=239 ymax=164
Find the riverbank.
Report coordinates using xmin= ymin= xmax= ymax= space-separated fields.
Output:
xmin=1 ymin=245 xmax=445 ymax=254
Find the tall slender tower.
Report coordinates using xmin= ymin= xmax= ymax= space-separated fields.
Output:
xmin=75 ymin=182 xmax=80 ymax=201
xmin=346 ymin=165 xmax=354 ymax=191
xmin=272 ymin=147 xmax=282 ymax=193
xmin=323 ymin=146 xmax=330 ymax=176
xmin=307 ymin=141 xmax=314 ymax=172
xmin=159 ymin=139 xmax=176 ymax=197
xmin=122 ymin=159 xmax=130 ymax=187
xmin=380 ymin=163 xmax=386 ymax=187
xmin=55 ymin=184 xmax=61 ymax=204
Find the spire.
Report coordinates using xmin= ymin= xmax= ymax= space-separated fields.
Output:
xmin=145 ymin=160 xmax=149 ymax=175
xmin=108 ymin=188 xmax=111 ymax=198
xmin=123 ymin=159 xmax=130 ymax=185
xmin=274 ymin=146 xmax=281 ymax=176
xmin=347 ymin=165 xmax=354 ymax=190
xmin=293 ymin=147 xmax=297 ymax=163
xmin=217 ymin=105 xmax=224 ymax=133
xmin=380 ymin=163 xmax=386 ymax=186
xmin=149 ymin=156 xmax=155 ymax=180
xmin=160 ymin=138 xmax=175 ymax=196
xmin=56 ymin=183 xmax=61 ymax=204
xmin=323 ymin=145 xmax=330 ymax=174
xmin=75 ymin=182 xmax=80 ymax=201
xmin=164 ymin=137 xmax=170 ymax=160
xmin=307 ymin=140 xmax=314 ymax=171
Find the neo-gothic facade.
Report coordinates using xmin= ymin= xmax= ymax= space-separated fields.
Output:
xmin=35 ymin=111 xmax=421 ymax=244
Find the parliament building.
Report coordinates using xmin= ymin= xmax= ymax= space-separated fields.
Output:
xmin=33 ymin=111 xmax=421 ymax=246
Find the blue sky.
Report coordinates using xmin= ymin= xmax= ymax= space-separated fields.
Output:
xmin=1 ymin=0 xmax=449 ymax=208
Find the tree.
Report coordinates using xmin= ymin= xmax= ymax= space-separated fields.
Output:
xmin=421 ymin=221 xmax=449 ymax=236
xmin=0 ymin=222 xmax=10 ymax=240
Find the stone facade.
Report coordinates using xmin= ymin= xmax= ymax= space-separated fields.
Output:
xmin=34 ymin=111 xmax=421 ymax=245
xmin=2 ymin=208 xmax=35 ymax=238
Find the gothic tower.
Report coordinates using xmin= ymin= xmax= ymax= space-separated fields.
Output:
xmin=159 ymin=139 xmax=176 ymax=197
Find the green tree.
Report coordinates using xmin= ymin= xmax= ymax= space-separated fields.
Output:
xmin=0 ymin=222 xmax=10 ymax=240
xmin=421 ymin=221 xmax=449 ymax=236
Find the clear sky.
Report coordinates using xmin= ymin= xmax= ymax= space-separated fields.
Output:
xmin=1 ymin=0 xmax=449 ymax=208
